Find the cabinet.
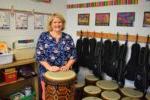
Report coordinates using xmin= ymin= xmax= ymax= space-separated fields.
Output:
xmin=0 ymin=58 xmax=39 ymax=100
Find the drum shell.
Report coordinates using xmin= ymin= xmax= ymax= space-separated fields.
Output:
xmin=44 ymin=71 xmax=76 ymax=100
xmin=74 ymin=83 xmax=85 ymax=100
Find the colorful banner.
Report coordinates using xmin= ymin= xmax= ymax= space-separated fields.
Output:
xmin=67 ymin=0 xmax=139 ymax=9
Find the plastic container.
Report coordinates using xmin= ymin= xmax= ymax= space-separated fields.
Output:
xmin=13 ymin=48 xmax=35 ymax=60
xmin=0 ymin=53 xmax=13 ymax=65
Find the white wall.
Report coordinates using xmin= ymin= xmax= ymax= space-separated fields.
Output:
xmin=66 ymin=0 xmax=150 ymax=88
xmin=0 ymin=0 xmax=67 ymax=48
xmin=66 ymin=0 xmax=150 ymax=43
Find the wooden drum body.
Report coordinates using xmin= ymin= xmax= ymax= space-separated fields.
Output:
xmin=75 ymin=82 xmax=85 ymax=100
xmin=44 ymin=70 xmax=76 ymax=100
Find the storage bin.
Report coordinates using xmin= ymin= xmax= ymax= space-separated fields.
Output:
xmin=4 ymin=71 xmax=17 ymax=83
xmin=13 ymin=48 xmax=35 ymax=60
xmin=0 ymin=53 xmax=13 ymax=65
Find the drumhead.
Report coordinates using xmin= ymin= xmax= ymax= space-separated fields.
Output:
xmin=82 ymin=96 xmax=102 ymax=100
xmin=120 ymin=87 xmax=143 ymax=98
xmin=44 ymin=70 xmax=76 ymax=81
xmin=96 ymin=80 xmax=119 ymax=90
xmin=101 ymin=91 xmax=120 ymax=100
xmin=85 ymin=74 xmax=99 ymax=81
xmin=84 ymin=86 xmax=101 ymax=94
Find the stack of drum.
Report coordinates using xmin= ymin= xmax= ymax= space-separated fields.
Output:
xmin=74 ymin=74 xmax=147 ymax=100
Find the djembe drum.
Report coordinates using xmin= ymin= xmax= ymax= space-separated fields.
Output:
xmin=44 ymin=70 xmax=76 ymax=100
xmin=85 ymin=74 xmax=99 ymax=85
xmin=74 ymin=82 xmax=85 ymax=100
xmin=119 ymin=87 xmax=143 ymax=99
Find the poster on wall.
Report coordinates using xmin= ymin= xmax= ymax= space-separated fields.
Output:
xmin=117 ymin=12 xmax=135 ymax=27
xmin=0 ymin=11 xmax=10 ymax=29
xmin=34 ymin=14 xmax=44 ymax=29
xmin=143 ymin=12 xmax=150 ymax=27
xmin=95 ymin=13 xmax=110 ymax=26
xmin=15 ymin=12 xmax=28 ymax=29
xmin=78 ymin=13 xmax=90 ymax=25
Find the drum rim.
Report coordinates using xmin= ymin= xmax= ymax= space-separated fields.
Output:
xmin=44 ymin=70 xmax=76 ymax=81
xmin=44 ymin=70 xmax=76 ymax=85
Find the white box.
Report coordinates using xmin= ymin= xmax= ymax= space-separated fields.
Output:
xmin=13 ymin=48 xmax=35 ymax=60
xmin=0 ymin=53 xmax=13 ymax=65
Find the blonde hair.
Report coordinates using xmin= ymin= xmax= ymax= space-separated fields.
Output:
xmin=47 ymin=13 xmax=66 ymax=31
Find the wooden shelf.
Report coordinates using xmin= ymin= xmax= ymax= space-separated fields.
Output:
xmin=0 ymin=58 xmax=35 ymax=69
xmin=0 ymin=78 xmax=24 ymax=87
xmin=77 ymin=31 xmax=150 ymax=43
xmin=0 ymin=58 xmax=39 ymax=100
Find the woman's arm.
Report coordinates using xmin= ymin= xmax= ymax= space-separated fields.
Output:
xmin=40 ymin=61 xmax=60 ymax=72
xmin=60 ymin=59 xmax=76 ymax=71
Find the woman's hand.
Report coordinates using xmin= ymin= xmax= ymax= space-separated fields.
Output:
xmin=49 ymin=66 xmax=60 ymax=72
xmin=60 ymin=65 xmax=70 ymax=71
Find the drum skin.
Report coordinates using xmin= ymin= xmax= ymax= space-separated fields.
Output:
xmin=85 ymin=74 xmax=99 ymax=85
xmin=44 ymin=70 xmax=76 ymax=100
xmin=83 ymin=85 xmax=101 ymax=97
xmin=119 ymin=87 xmax=143 ymax=99
xmin=96 ymin=80 xmax=119 ymax=91
xmin=101 ymin=91 xmax=121 ymax=100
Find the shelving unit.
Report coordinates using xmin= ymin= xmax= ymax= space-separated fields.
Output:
xmin=0 ymin=58 xmax=39 ymax=100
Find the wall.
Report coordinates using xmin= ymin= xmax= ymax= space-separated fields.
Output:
xmin=66 ymin=0 xmax=150 ymax=88
xmin=0 ymin=0 xmax=67 ymax=48
xmin=66 ymin=0 xmax=150 ymax=43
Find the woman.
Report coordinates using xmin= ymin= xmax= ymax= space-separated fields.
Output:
xmin=36 ymin=13 xmax=76 ymax=100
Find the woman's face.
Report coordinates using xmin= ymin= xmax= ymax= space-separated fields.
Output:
xmin=51 ymin=17 xmax=63 ymax=32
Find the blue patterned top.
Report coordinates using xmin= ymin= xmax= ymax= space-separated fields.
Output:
xmin=36 ymin=31 xmax=76 ymax=80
